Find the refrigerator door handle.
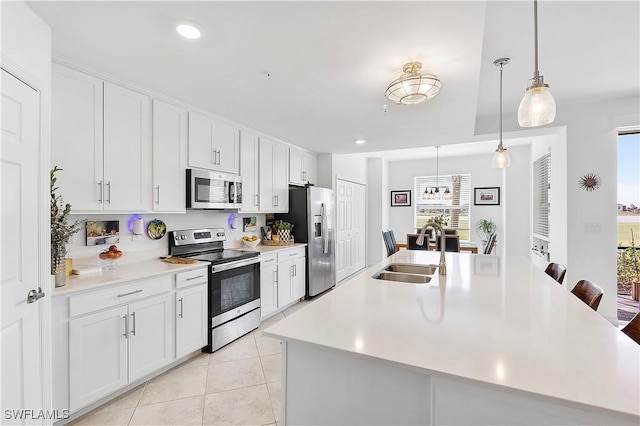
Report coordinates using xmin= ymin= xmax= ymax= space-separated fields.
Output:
xmin=321 ymin=203 xmax=328 ymax=254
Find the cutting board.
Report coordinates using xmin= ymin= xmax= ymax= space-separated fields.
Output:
xmin=162 ymin=257 xmax=198 ymax=265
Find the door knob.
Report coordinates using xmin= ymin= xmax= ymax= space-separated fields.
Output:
xmin=26 ymin=288 xmax=45 ymax=304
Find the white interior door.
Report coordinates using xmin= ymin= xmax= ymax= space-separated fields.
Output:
xmin=336 ymin=179 xmax=367 ymax=282
xmin=1 ymin=69 xmax=44 ymax=422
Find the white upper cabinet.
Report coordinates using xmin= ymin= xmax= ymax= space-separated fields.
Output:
xmin=51 ymin=64 xmax=104 ymax=211
xmin=152 ymin=100 xmax=187 ymax=212
xmin=239 ymin=129 xmax=260 ymax=212
xmin=52 ymin=65 xmax=151 ymax=212
xmin=259 ymin=137 xmax=289 ymax=212
xmin=188 ymin=113 xmax=239 ymax=174
xmin=103 ymin=82 xmax=151 ymax=212
xmin=289 ymin=146 xmax=317 ymax=186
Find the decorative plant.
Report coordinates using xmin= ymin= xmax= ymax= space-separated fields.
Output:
xmin=617 ymin=230 xmax=640 ymax=294
xmin=476 ymin=218 xmax=497 ymax=239
xmin=432 ymin=214 xmax=449 ymax=227
xmin=50 ymin=166 xmax=83 ymax=275
xmin=271 ymin=220 xmax=293 ymax=232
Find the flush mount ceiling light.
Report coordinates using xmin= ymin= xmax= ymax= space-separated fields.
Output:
xmin=176 ymin=20 xmax=203 ymax=40
xmin=493 ymin=58 xmax=511 ymax=169
xmin=518 ymin=0 xmax=556 ymax=127
xmin=384 ymin=62 xmax=442 ymax=105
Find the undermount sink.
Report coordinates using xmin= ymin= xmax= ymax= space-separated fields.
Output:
xmin=373 ymin=262 xmax=437 ymax=283
xmin=384 ymin=263 xmax=438 ymax=275
xmin=376 ymin=271 xmax=432 ymax=283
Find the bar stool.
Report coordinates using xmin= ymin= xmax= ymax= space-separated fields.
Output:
xmin=570 ymin=280 xmax=604 ymax=311
xmin=544 ymin=263 xmax=567 ymax=285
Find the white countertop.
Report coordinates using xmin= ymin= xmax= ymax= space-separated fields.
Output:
xmin=53 ymin=259 xmax=210 ymax=296
xmin=265 ymin=250 xmax=640 ymax=418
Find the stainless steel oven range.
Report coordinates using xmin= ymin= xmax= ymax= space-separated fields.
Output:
xmin=168 ymin=228 xmax=260 ymax=352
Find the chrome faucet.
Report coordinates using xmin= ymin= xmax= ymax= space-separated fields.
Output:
xmin=416 ymin=221 xmax=447 ymax=275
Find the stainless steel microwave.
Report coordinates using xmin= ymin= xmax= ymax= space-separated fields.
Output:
xmin=186 ymin=169 xmax=242 ymax=209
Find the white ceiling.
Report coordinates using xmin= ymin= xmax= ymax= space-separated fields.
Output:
xmin=26 ymin=1 xmax=640 ymax=159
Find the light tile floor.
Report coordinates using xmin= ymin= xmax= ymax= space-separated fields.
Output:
xmin=69 ymin=302 xmax=311 ymax=426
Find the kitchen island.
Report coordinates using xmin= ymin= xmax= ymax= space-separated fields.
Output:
xmin=265 ymin=250 xmax=640 ymax=425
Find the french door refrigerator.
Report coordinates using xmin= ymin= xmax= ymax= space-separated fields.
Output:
xmin=275 ymin=186 xmax=336 ymax=298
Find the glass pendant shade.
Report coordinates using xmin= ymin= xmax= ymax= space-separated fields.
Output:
xmin=518 ymin=85 xmax=556 ymax=127
xmin=443 ymin=187 xmax=452 ymax=200
xmin=385 ymin=62 xmax=442 ymax=105
xmin=492 ymin=148 xmax=511 ymax=168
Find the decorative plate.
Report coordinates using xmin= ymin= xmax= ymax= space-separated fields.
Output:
xmin=147 ymin=219 xmax=167 ymax=240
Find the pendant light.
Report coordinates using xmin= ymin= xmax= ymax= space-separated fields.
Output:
xmin=518 ymin=0 xmax=556 ymax=127
xmin=492 ymin=58 xmax=511 ymax=168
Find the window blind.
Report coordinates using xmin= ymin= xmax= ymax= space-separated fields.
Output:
xmin=533 ymin=153 xmax=551 ymax=237
xmin=414 ymin=174 xmax=471 ymax=240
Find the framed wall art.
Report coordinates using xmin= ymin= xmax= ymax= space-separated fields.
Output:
xmin=474 ymin=187 xmax=500 ymax=206
xmin=391 ymin=190 xmax=411 ymax=207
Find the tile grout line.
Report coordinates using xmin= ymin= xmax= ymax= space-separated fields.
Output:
xmin=255 ymin=332 xmax=278 ymax=425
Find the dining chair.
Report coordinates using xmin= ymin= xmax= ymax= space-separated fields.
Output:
xmin=621 ymin=312 xmax=640 ymax=345
xmin=407 ymin=234 xmax=429 ymax=251
xmin=382 ymin=230 xmax=395 ymax=257
xmin=434 ymin=235 xmax=460 ymax=252
xmin=570 ymin=280 xmax=604 ymax=311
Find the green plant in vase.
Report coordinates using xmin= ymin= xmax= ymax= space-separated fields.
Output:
xmin=476 ymin=218 xmax=497 ymax=241
xmin=272 ymin=220 xmax=294 ymax=243
xmin=51 ymin=166 xmax=83 ymax=286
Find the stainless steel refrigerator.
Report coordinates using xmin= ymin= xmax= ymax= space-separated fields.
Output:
xmin=275 ymin=186 xmax=336 ymax=298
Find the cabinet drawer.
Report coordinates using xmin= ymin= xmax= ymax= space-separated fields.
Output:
xmin=278 ymin=246 xmax=306 ymax=262
xmin=175 ymin=267 xmax=208 ymax=289
xmin=261 ymin=253 xmax=278 ymax=266
xmin=69 ymin=275 xmax=172 ymax=318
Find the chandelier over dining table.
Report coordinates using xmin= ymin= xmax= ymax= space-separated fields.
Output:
xmin=423 ymin=146 xmax=452 ymax=201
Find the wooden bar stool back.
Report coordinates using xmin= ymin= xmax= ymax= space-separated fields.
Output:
xmin=544 ymin=263 xmax=567 ymax=285
xmin=570 ymin=280 xmax=604 ymax=311
xmin=621 ymin=313 xmax=640 ymax=345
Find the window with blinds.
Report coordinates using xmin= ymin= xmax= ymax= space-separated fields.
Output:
xmin=533 ymin=153 xmax=551 ymax=238
xmin=414 ymin=174 xmax=472 ymax=241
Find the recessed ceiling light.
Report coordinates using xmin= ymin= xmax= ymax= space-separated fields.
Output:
xmin=355 ymin=139 xmax=366 ymax=145
xmin=176 ymin=21 xmax=202 ymax=40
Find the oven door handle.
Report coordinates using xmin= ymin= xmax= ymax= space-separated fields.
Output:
xmin=211 ymin=257 xmax=260 ymax=273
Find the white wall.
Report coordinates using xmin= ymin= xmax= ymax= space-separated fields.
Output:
xmin=334 ymin=153 xmax=368 ymax=185
xmin=366 ymin=158 xmax=388 ymax=265
xmin=386 ymin=148 xmax=531 ymax=256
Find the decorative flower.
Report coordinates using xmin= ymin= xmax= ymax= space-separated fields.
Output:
xmin=51 ymin=166 xmax=83 ymax=274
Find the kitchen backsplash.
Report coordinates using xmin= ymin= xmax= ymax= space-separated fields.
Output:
xmin=66 ymin=211 xmax=265 ymax=265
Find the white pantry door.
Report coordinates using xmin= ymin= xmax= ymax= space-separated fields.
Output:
xmin=1 ymin=69 xmax=44 ymax=422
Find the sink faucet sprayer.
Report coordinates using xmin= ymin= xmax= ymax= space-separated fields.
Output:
xmin=416 ymin=221 xmax=447 ymax=275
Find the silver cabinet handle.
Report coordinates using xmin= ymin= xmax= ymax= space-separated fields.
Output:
xmin=275 ymin=195 xmax=279 ymax=207
xmin=130 ymin=312 xmax=136 ymax=336
xmin=274 ymin=269 xmax=278 ymax=283
xmin=255 ymin=194 xmax=259 ymax=207
xmin=26 ymin=288 xmax=45 ymax=304
xmin=123 ymin=315 xmax=128 ymax=339
xmin=178 ymin=298 xmax=184 ymax=318
xmin=186 ymin=275 xmax=204 ymax=281
xmin=217 ymin=150 xmax=221 ymax=166
xmin=294 ymin=264 xmax=297 ymax=276
xmin=117 ymin=289 xmax=143 ymax=298
xmin=98 ymin=181 xmax=103 ymax=203
xmin=212 ymin=149 xmax=216 ymax=165
xmin=155 ymin=185 xmax=160 ymax=205
xmin=106 ymin=181 xmax=111 ymax=204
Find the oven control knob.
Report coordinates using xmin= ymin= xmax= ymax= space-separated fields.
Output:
xmin=180 ymin=235 xmax=187 ymax=240
xmin=174 ymin=235 xmax=180 ymax=240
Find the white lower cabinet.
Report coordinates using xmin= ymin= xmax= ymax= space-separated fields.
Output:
xmin=69 ymin=291 xmax=172 ymax=411
xmin=260 ymin=247 xmax=306 ymax=320
xmin=63 ymin=266 xmax=209 ymax=413
xmin=175 ymin=283 xmax=208 ymax=359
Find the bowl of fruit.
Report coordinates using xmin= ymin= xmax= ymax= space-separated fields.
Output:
xmin=98 ymin=245 xmax=123 ymax=269
xmin=241 ymin=236 xmax=261 ymax=248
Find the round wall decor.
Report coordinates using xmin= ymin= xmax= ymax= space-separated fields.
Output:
xmin=578 ymin=173 xmax=601 ymax=191
xmin=147 ymin=219 xmax=166 ymax=239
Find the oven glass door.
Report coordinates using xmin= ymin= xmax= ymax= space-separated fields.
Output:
xmin=210 ymin=261 xmax=260 ymax=318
